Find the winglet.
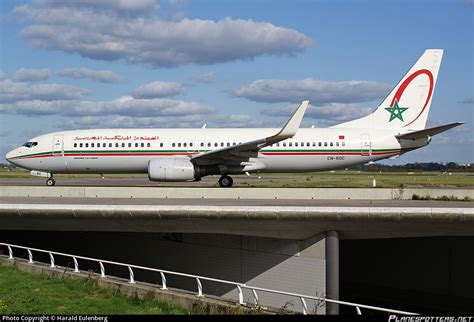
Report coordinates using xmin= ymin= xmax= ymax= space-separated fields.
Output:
xmin=272 ymin=100 xmax=309 ymax=139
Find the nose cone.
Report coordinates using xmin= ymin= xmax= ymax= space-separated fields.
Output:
xmin=6 ymin=149 xmax=19 ymax=165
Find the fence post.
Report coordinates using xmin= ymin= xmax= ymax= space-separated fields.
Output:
xmin=7 ymin=245 xmax=13 ymax=260
xmin=300 ymin=297 xmax=308 ymax=315
xmin=99 ymin=262 xmax=105 ymax=277
xmin=128 ymin=266 xmax=135 ymax=284
xmin=196 ymin=278 xmax=203 ymax=297
xmin=49 ymin=253 xmax=55 ymax=268
xmin=27 ymin=249 xmax=33 ymax=263
xmin=251 ymin=289 xmax=259 ymax=305
xmin=237 ymin=285 xmax=244 ymax=305
xmin=73 ymin=257 xmax=79 ymax=273
xmin=160 ymin=272 xmax=167 ymax=290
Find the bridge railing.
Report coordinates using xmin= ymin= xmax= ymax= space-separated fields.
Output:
xmin=0 ymin=242 xmax=417 ymax=315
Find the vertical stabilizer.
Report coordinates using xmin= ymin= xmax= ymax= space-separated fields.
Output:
xmin=334 ymin=49 xmax=443 ymax=131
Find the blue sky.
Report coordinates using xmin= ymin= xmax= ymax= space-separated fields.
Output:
xmin=0 ymin=0 xmax=472 ymax=164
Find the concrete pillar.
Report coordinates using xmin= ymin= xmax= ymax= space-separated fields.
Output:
xmin=325 ymin=230 xmax=339 ymax=314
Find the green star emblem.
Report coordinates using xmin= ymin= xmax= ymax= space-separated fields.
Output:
xmin=384 ymin=100 xmax=408 ymax=122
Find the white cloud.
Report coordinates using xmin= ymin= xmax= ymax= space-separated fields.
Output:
xmin=0 ymin=79 xmax=90 ymax=103
xmin=132 ymin=81 xmax=183 ymax=98
xmin=183 ymin=72 xmax=216 ymax=86
xmin=193 ymin=72 xmax=216 ymax=84
xmin=0 ymin=70 xmax=6 ymax=80
xmin=0 ymin=95 xmax=213 ymax=118
xmin=64 ymin=114 xmax=206 ymax=129
xmin=37 ymin=0 xmax=159 ymax=14
xmin=12 ymin=68 xmax=52 ymax=81
xmin=14 ymin=2 xmax=312 ymax=67
xmin=65 ymin=96 xmax=212 ymax=117
xmin=265 ymin=103 xmax=373 ymax=126
xmin=233 ymin=78 xmax=390 ymax=104
xmin=57 ymin=68 xmax=126 ymax=83
xmin=209 ymin=114 xmax=263 ymax=128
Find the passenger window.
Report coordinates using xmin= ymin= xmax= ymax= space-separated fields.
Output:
xmin=207 ymin=143 xmax=211 ymax=147
xmin=122 ymin=143 xmax=125 ymax=148
xmin=214 ymin=143 xmax=218 ymax=147
xmin=190 ymin=142 xmax=193 ymax=147
xmin=79 ymin=143 xmax=83 ymax=148
xmin=172 ymin=143 xmax=175 ymax=147
xmin=200 ymin=142 xmax=204 ymax=147
xmin=115 ymin=143 xmax=118 ymax=147
xmin=289 ymin=142 xmax=292 ymax=147
xmin=233 ymin=142 xmax=236 ymax=146
xmin=74 ymin=143 xmax=77 ymax=148
xmin=295 ymin=142 xmax=298 ymax=147
xmin=178 ymin=143 xmax=181 ymax=147
xmin=312 ymin=142 xmax=316 ymax=147
xmin=147 ymin=143 xmax=151 ymax=147
xmin=135 ymin=143 xmax=138 ymax=147
xmin=318 ymin=142 xmax=322 ymax=147
xmin=109 ymin=143 xmax=112 ymax=148
xmin=324 ymin=142 xmax=327 ymax=147
xmin=85 ymin=143 xmax=89 ymax=148
xmin=336 ymin=142 xmax=339 ymax=147
xmin=276 ymin=143 xmax=280 ymax=147
xmin=128 ymin=143 xmax=132 ymax=148
xmin=141 ymin=143 xmax=144 ymax=148
xmin=221 ymin=142 xmax=224 ymax=147
xmin=183 ymin=142 xmax=187 ymax=147
xmin=91 ymin=143 xmax=95 ymax=148
xmin=160 ymin=143 xmax=163 ymax=147
xmin=227 ymin=142 xmax=230 ymax=147
xmin=330 ymin=142 xmax=333 ymax=147
xmin=342 ymin=142 xmax=346 ymax=147
xmin=283 ymin=142 xmax=286 ymax=147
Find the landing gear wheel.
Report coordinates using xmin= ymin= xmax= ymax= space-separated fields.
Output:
xmin=218 ymin=175 xmax=233 ymax=188
xmin=46 ymin=178 xmax=56 ymax=186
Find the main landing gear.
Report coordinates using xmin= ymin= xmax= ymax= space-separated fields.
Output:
xmin=46 ymin=176 xmax=56 ymax=186
xmin=218 ymin=175 xmax=233 ymax=188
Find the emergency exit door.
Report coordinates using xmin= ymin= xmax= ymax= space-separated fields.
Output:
xmin=52 ymin=135 xmax=64 ymax=157
xmin=360 ymin=134 xmax=371 ymax=156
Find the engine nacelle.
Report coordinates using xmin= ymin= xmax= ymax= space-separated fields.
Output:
xmin=148 ymin=157 xmax=195 ymax=182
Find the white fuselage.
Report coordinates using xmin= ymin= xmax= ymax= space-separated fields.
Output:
xmin=5 ymin=127 xmax=426 ymax=176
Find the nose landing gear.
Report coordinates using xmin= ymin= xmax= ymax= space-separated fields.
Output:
xmin=218 ymin=175 xmax=233 ymax=188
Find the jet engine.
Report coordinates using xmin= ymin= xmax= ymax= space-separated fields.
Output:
xmin=148 ymin=157 xmax=196 ymax=182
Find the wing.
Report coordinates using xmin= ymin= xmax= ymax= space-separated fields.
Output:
xmin=191 ymin=100 xmax=309 ymax=171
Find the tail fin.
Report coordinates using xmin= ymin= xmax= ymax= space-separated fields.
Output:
xmin=334 ymin=49 xmax=443 ymax=131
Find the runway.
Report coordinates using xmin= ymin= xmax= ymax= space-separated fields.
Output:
xmin=0 ymin=176 xmax=280 ymax=187
xmin=0 ymin=196 xmax=472 ymax=208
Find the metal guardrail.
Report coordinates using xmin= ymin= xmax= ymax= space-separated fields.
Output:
xmin=0 ymin=242 xmax=417 ymax=315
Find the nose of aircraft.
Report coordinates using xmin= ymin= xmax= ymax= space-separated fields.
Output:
xmin=6 ymin=149 xmax=18 ymax=164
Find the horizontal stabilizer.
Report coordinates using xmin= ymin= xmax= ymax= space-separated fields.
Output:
xmin=396 ymin=122 xmax=463 ymax=140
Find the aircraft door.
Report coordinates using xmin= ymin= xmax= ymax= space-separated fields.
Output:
xmin=52 ymin=135 xmax=64 ymax=157
xmin=361 ymin=134 xmax=371 ymax=156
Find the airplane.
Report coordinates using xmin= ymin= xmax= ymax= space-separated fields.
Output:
xmin=6 ymin=49 xmax=463 ymax=187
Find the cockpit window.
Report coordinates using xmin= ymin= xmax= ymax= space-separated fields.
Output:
xmin=23 ymin=142 xmax=38 ymax=148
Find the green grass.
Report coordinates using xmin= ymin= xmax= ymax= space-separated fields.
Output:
xmin=0 ymin=264 xmax=193 ymax=314
xmin=236 ymin=171 xmax=474 ymax=188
